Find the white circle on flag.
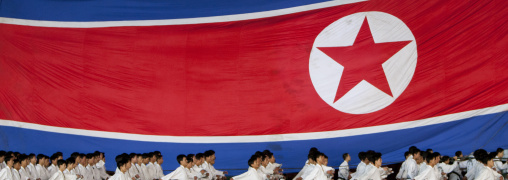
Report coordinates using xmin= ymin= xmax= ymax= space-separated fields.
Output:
xmin=309 ymin=11 xmax=417 ymax=114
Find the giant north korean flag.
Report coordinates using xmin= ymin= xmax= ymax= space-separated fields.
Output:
xmin=0 ymin=0 xmax=507 ymax=173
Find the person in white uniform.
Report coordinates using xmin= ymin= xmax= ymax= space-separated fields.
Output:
xmin=0 ymin=156 xmax=14 ymax=180
xmin=202 ymin=150 xmax=227 ymax=180
xmin=396 ymin=151 xmax=410 ymax=180
xmin=162 ymin=154 xmax=188 ymax=180
xmin=48 ymin=160 xmax=67 ymax=180
xmin=154 ymin=155 xmax=164 ymax=179
xmin=338 ymin=153 xmax=351 ymax=180
xmin=110 ymin=158 xmax=130 ymax=180
xmin=405 ymin=147 xmax=421 ymax=180
xmin=231 ymin=155 xmax=262 ymax=180
xmin=27 ymin=154 xmax=41 ymax=180
xmin=475 ymin=151 xmax=502 ymax=180
xmin=128 ymin=153 xmax=141 ymax=180
xmin=36 ymin=155 xmax=50 ymax=180
xmin=360 ymin=152 xmax=384 ymax=180
xmin=493 ymin=148 xmax=507 ymax=174
xmin=414 ymin=152 xmax=439 ymax=180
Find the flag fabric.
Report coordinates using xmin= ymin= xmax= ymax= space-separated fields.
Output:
xmin=1 ymin=0 xmax=507 ymax=173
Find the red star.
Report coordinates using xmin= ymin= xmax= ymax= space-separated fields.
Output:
xmin=317 ymin=17 xmax=411 ymax=103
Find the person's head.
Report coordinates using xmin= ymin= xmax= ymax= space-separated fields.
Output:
xmin=36 ymin=154 xmax=46 ymax=165
xmin=185 ymin=156 xmax=194 ymax=168
xmin=308 ymin=151 xmax=317 ymax=164
xmin=477 ymin=151 xmax=495 ymax=168
xmin=13 ymin=159 xmax=21 ymax=170
xmin=195 ymin=153 xmax=204 ymax=165
xmin=0 ymin=151 xmax=5 ymax=162
xmin=426 ymin=149 xmax=433 ymax=154
xmin=365 ymin=150 xmax=376 ymax=164
xmin=137 ymin=154 xmax=143 ymax=165
xmin=358 ymin=152 xmax=366 ymax=162
xmin=142 ymin=153 xmax=150 ymax=164
xmin=117 ymin=159 xmax=129 ymax=173
xmin=420 ymin=151 xmax=428 ymax=163
xmin=404 ymin=151 xmax=410 ymax=159
xmin=177 ymin=154 xmax=188 ymax=166
xmin=409 ymin=147 xmax=421 ymax=159
xmin=50 ymin=154 xmax=59 ymax=165
xmin=254 ymin=151 xmax=263 ymax=165
xmin=57 ymin=159 xmax=66 ymax=171
xmin=80 ymin=154 xmax=87 ymax=165
xmin=425 ymin=152 xmax=435 ymax=165
xmin=86 ymin=154 xmax=95 ymax=165
xmin=44 ymin=155 xmax=50 ymax=166
xmin=148 ymin=152 xmax=156 ymax=163
xmin=248 ymin=155 xmax=260 ymax=169
xmin=455 ymin=151 xmax=463 ymax=158
xmin=28 ymin=154 xmax=37 ymax=164
xmin=66 ymin=157 xmax=76 ymax=170
xmin=496 ymin=148 xmax=504 ymax=157
xmin=129 ymin=153 xmax=137 ymax=164
xmin=265 ymin=152 xmax=275 ymax=163
xmin=369 ymin=153 xmax=382 ymax=167
xmin=315 ymin=152 xmax=325 ymax=165
xmin=261 ymin=155 xmax=269 ymax=167
xmin=55 ymin=152 xmax=63 ymax=160
xmin=441 ymin=156 xmax=450 ymax=164
xmin=323 ymin=155 xmax=329 ymax=166
xmin=19 ymin=155 xmax=28 ymax=167
xmin=343 ymin=153 xmax=350 ymax=161
xmin=5 ymin=156 xmax=14 ymax=167
xmin=154 ymin=151 xmax=162 ymax=156
xmin=204 ymin=150 xmax=216 ymax=164
xmin=433 ymin=152 xmax=441 ymax=162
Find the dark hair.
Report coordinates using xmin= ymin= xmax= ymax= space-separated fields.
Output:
xmin=66 ymin=157 xmax=76 ymax=165
xmin=13 ymin=159 xmax=20 ymax=165
xmin=473 ymin=149 xmax=488 ymax=160
xmin=365 ymin=150 xmax=375 ymax=161
xmin=404 ymin=151 xmax=410 ymax=157
xmin=154 ymin=151 xmax=161 ymax=156
xmin=0 ymin=151 xmax=5 ymax=157
xmin=86 ymin=153 xmax=94 ymax=159
xmin=57 ymin=159 xmax=66 ymax=167
xmin=71 ymin=152 xmax=80 ymax=159
xmin=5 ymin=156 xmax=14 ymax=163
xmin=441 ymin=156 xmax=450 ymax=163
xmin=496 ymin=148 xmax=504 ymax=154
xmin=455 ymin=151 xmax=462 ymax=157
xmin=186 ymin=156 xmax=193 ymax=163
xmin=187 ymin=154 xmax=195 ymax=159
xmin=28 ymin=154 xmax=36 ymax=160
xmin=308 ymin=151 xmax=317 ymax=161
xmin=116 ymin=154 xmax=129 ymax=163
xmin=368 ymin=152 xmax=381 ymax=163
xmin=477 ymin=151 xmax=495 ymax=165
xmin=196 ymin=153 xmax=204 ymax=160
xmin=204 ymin=150 xmax=215 ymax=158
xmin=342 ymin=153 xmax=349 ymax=160
xmin=309 ymin=147 xmax=318 ymax=154
xmin=358 ymin=152 xmax=366 ymax=160
xmin=55 ymin=152 xmax=63 ymax=157
xmin=409 ymin=148 xmax=420 ymax=156
xmin=156 ymin=155 xmax=162 ymax=160
xmin=425 ymin=153 xmax=435 ymax=163
xmin=129 ymin=153 xmax=137 ymax=159
xmin=248 ymin=155 xmax=257 ymax=167
xmin=426 ymin=149 xmax=433 ymax=153
xmin=142 ymin=153 xmax=150 ymax=159
xmin=421 ymin=151 xmax=428 ymax=161
xmin=19 ymin=154 xmax=28 ymax=162
xmin=117 ymin=159 xmax=128 ymax=169
xmin=177 ymin=154 xmax=187 ymax=164
xmin=50 ymin=154 xmax=59 ymax=161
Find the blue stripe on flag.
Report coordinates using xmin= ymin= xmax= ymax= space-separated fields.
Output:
xmin=0 ymin=0 xmax=332 ymax=21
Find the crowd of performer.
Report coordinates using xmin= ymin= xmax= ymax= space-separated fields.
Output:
xmin=0 ymin=147 xmax=505 ymax=180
